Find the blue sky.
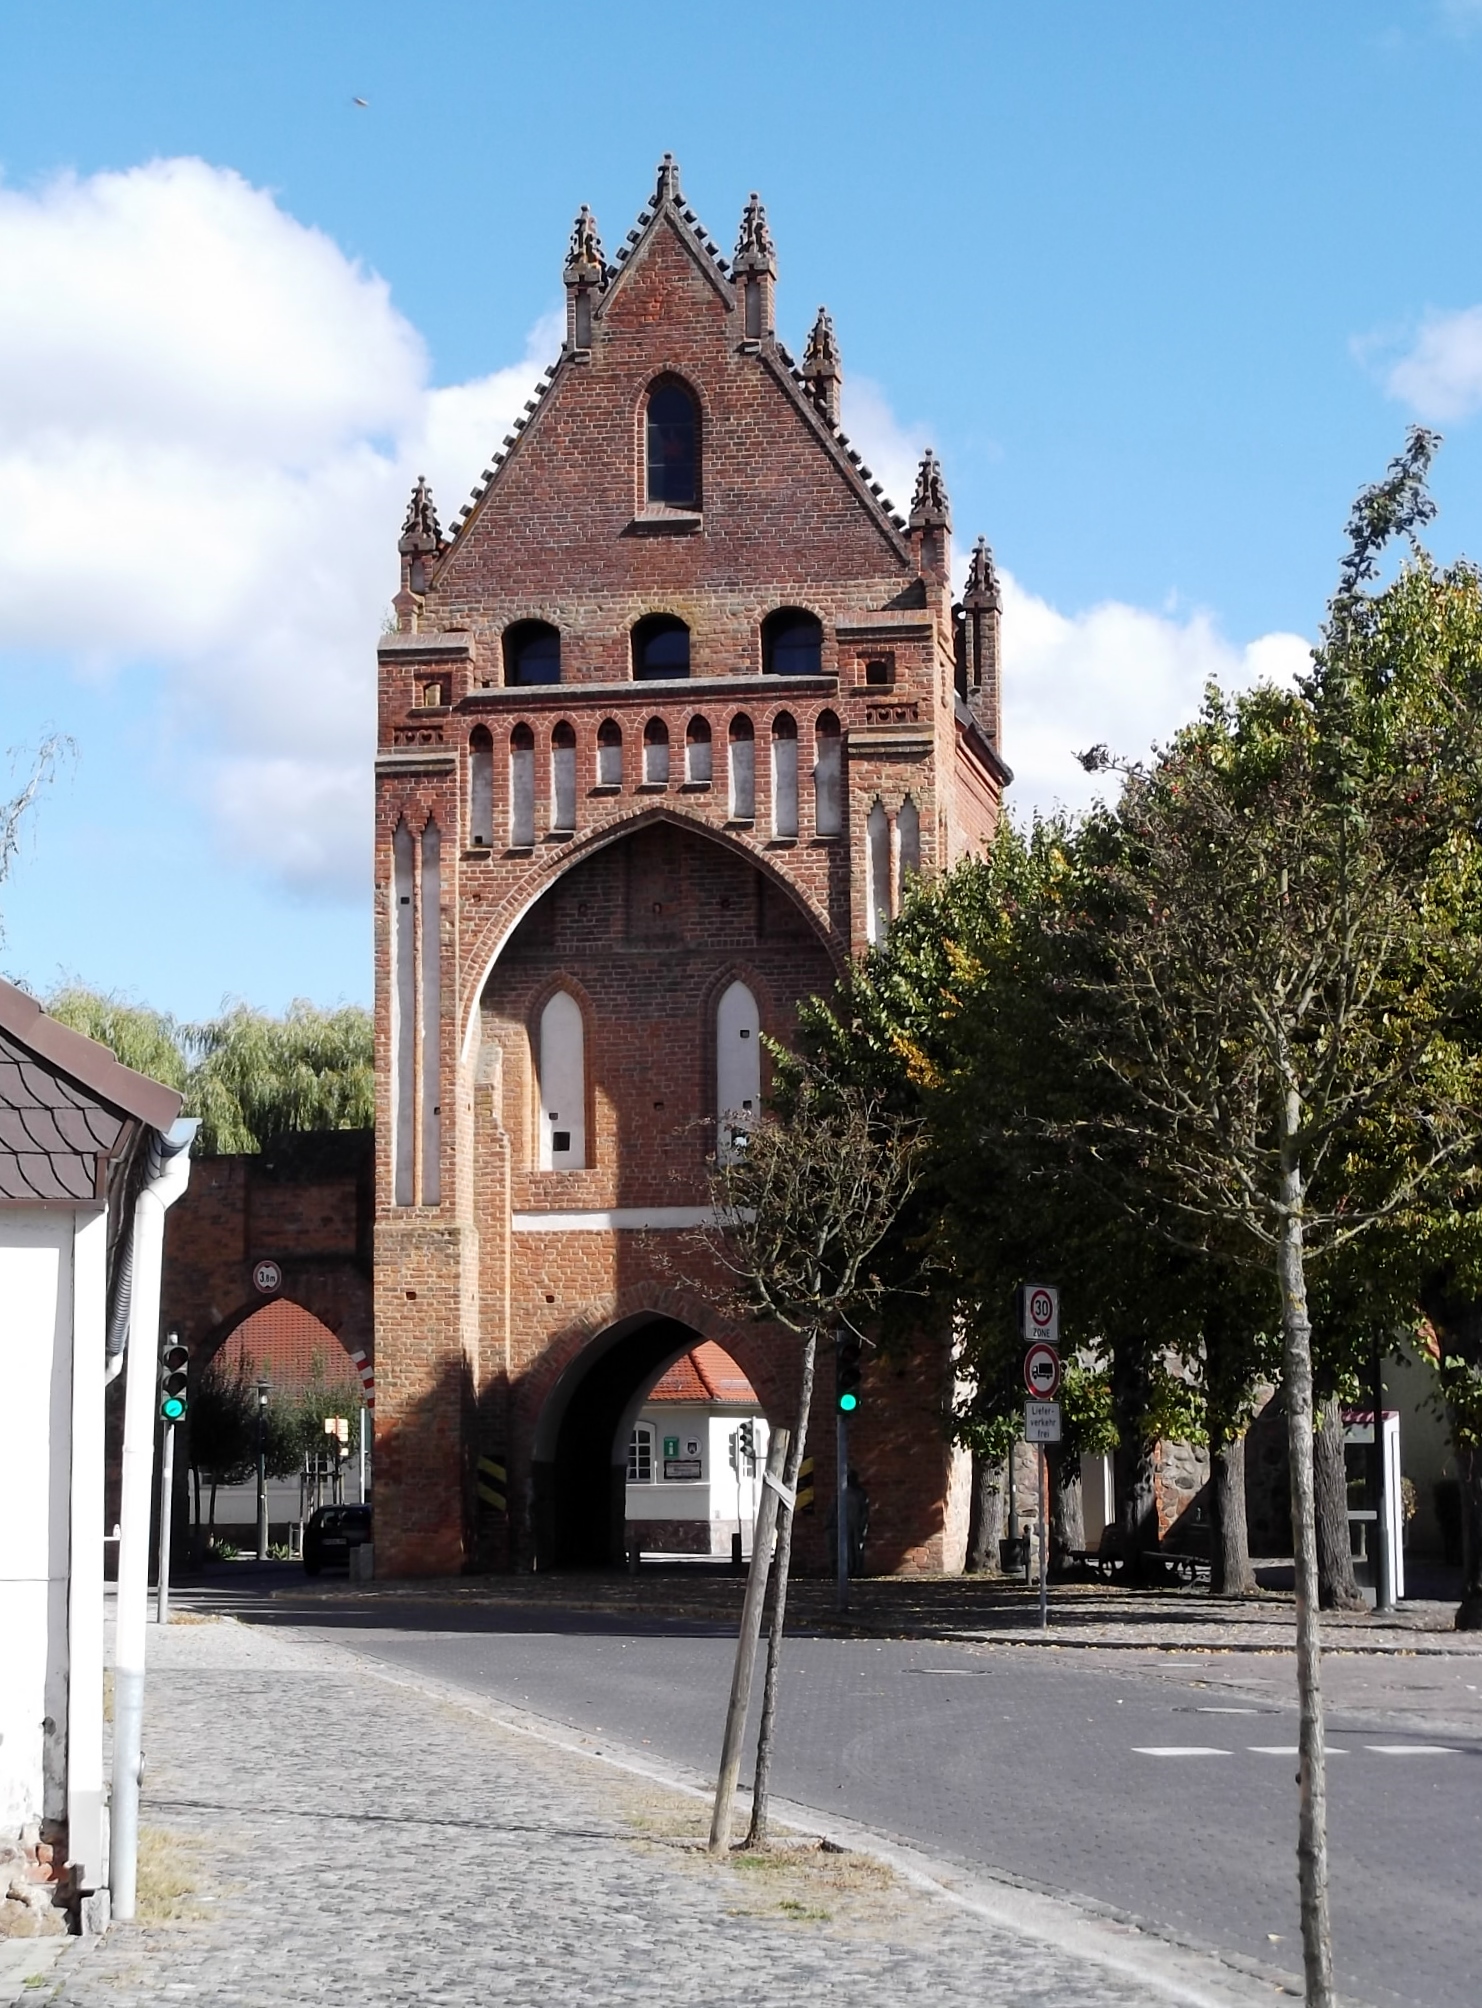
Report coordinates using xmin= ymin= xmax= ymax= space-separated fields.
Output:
xmin=3 ymin=0 xmax=1482 ymax=1019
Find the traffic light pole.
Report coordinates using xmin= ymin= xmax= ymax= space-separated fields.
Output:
xmin=155 ymin=1421 xmax=175 ymax=1626
xmin=836 ymin=1409 xmax=850 ymax=1614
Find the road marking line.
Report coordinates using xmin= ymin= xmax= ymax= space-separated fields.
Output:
xmin=1363 ymin=1744 xmax=1459 ymax=1755
xmin=1194 ymin=1706 xmax=1263 ymax=1714
xmin=1247 ymin=1746 xmax=1348 ymax=1756
xmin=1132 ymin=1745 xmax=1231 ymax=1757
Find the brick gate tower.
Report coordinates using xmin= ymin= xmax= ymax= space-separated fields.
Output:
xmin=373 ymin=158 xmax=1009 ymax=1577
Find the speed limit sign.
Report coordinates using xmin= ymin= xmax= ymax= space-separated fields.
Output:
xmin=1021 ymin=1282 xmax=1059 ymax=1343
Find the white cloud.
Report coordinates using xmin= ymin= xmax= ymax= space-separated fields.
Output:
xmin=839 ymin=375 xmax=929 ymax=521
xmin=1381 ymin=304 xmax=1482 ymax=421
xmin=999 ymin=571 xmax=1311 ymax=821
xmin=0 ymin=158 xmax=555 ymax=898
xmin=0 ymin=157 xmax=1308 ymax=896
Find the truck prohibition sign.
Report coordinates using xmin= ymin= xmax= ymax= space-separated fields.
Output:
xmin=1023 ymin=1342 xmax=1062 ymax=1400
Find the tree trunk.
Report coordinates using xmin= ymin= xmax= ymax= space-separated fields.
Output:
xmin=1210 ymin=1431 xmax=1257 ymax=1597
xmin=966 ymin=1452 xmax=1007 ymax=1573
xmin=1455 ymin=1440 xmax=1482 ymax=1630
xmin=1111 ymin=1341 xmax=1159 ymax=1580
xmin=1278 ymin=1147 xmax=1335 ymax=2008
xmin=745 ymin=1326 xmax=817 ymax=1851
xmin=1049 ymin=1447 xmax=1084 ymax=1569
xmin=1314 ymin=1393 xmax=1365 ymax=1612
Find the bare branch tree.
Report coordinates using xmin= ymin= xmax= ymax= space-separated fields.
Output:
xmin=0 ymin=735 xmax=71 ymax=943
xmin=681 ymin=1075 xmax=924 ymax=1851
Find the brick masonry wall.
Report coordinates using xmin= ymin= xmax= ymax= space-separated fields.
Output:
xmin=371 ymin=170 xmax=1000 ymax=1578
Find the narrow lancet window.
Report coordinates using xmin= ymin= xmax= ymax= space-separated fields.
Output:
xmin=866 ymin=800 xmax=891 ymax=944
xmin=551 ymin=722 xmax=577 ymax=833
xmin=391 ymin=819 xmax=415 ymax=1206
xmin=897 ymin=795 xmax=921 ymax=898
xmin=419 ymin=820 xmax=441 ymax=1206
xmin=538 ymin=991 xmax=587 ymax=1170
xmin=597 ymin=719 xmax=623 ymax=787
xmin=728 ymin=715 xmax=755 ymax=820
xmin=645 ymin=378 xmax=698 ymax=506
xmin=771 ymin=713 xmax=798 ymax=839
xmin=643 ymin=718 xmax=670 ymax=786
xmin=510 ymin=725 xmax=535 ymax=846
xmin=469 ymin=728 xmax=493 ymax=847
xmin=717 ymin=978 xmax=761 ymax=1163
xmin=686 ymin=716 xmax=713 ymax=785
xmin=813 ymin=711 xmax=842 ymax=837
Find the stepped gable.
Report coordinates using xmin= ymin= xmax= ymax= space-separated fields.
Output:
xmin=432 ymin=156 xmax=912 ymax=589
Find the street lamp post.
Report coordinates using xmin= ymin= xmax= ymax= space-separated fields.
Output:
xmin=256 ymin=1380 xmax=271 ymax=1562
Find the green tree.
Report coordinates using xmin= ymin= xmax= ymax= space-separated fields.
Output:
xmin=183 ymin=1000 xmax=373 ymax=1152
xmin=187 ymin=1353 xmax=258 ymax=1535
xmin=44 ymin=987 xmax=187 ymax=1091
xmin=1069 ymin=434 xmax=1482 ymax=2007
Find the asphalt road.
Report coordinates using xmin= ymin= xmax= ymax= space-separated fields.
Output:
xmin=211 ymin=1581 xmax=1480 ymax=2008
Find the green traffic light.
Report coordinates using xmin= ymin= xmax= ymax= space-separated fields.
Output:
xmin=162 ymin=1396 xmax=186 ymax=1421
xmin=838 ymin=1391 xmax=858 ymax=1413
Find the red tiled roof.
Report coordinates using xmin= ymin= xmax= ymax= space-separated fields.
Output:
xmin=215 ymin=1302 xmax=361 ymax=1395
xmin=647 ymin=1342 xmax=758 ymax=1406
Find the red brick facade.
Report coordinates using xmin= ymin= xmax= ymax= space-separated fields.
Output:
xmin=373 ymin=158 xmax=1007 ymax=1577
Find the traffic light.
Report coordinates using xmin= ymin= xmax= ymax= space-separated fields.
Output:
xmin=738 ymin=1420 xmax=755 ymax=1467
xmin=159 ymin=1338 xmax=189 ymax=1424
xmin=835 ymin=1336 xmax=862 ymax=1415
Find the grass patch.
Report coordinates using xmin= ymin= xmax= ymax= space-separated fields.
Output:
xmin=136 ymin=1826 xmax=207 ymax=1924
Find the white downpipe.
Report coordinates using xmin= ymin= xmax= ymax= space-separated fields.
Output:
xmin=109 ymin=1120 xmax=195 ymax=1922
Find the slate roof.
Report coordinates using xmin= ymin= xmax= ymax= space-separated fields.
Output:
xmin=0 ymin=978 xmax=183 ymax=1202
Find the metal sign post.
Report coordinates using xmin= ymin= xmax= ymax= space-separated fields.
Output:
xmin=1019 ymin=1284 xmax=1063 ymax=1628
xmin=155 ymin=1421 xmax=175 ymax=1626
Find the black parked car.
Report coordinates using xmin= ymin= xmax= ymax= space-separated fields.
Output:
xmin=303 ymin=1504 xmax=371 ymax=1575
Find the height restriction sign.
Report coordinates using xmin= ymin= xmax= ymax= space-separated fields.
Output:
xmin=1022 ymin=1283 xmax=1059 ymax=1343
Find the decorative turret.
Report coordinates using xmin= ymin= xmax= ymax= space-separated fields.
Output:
xmin=394 ymin=476 xmax=442 ymax=629
xmin=733 ymin=191 xmax=777 ymax=343
xmin=563 ymin=203 xmax=608 ymax=354
xmin=654 ymin=152 xmax=683 ymax=206
xmin=801 ymin=306 xmax=842 ymax=426
xmin=958 ymin=535 xmax=1002 ymax=747
xmin=908 ymin=448 xmax=950 ymax=584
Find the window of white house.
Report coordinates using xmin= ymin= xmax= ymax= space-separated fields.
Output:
xmin=717 ymin=978 xmax=761 ymax=1163
xmin=628 ymin=1423 xmax=654 ymax=1483
xmin=537 ymin=990 xmax=586 ymax=1169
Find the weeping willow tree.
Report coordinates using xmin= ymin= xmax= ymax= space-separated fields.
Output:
xmin=182 ymin=1001 xmax=373 ymax=1152
xmin=44 ymin=989 xmax=372 ymax=1153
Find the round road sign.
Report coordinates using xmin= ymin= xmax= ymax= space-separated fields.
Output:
xmin=1023 ymin=1341 xmax=1062 ymax=1400
xmin=1027 ymin=1287 xmax=1056 ymax=1333
xmin=252 ymin=1258 xmax=283 ymax=1295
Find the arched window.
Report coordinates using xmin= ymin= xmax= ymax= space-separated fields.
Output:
xmin=504 ymin=619 xmax=561 ymax=686
xmin=469 ymin=727 xmax=493 ymax=847
xmin=717 ymin=978 xmax=761 ymax=1164
xmin=391 ymin=819 xmax=415 ymax=1207
xmin=762 ymin=608 xmax=824 ymax=677
xmin=628 ymin=1423 xmax=655 ymax=1484
xmin=633 ymin=614 xmax=691 ymax=681
xmin=646 ymin=377 xmax=698 ymax=506
xmin=866 ymin=801 xmax=890 ymax=944
xmin=643 ymin=717 xmax=670 ymax=786
xmin=510 ymin=725 xmax=535 ymax=847
xmin=686 ymin=716 xmax=712 ymax=786
xmin=728 ymin=715 xmax=755 ymax=821
xmin=813 ymin=711 xmax=842 ymax=838
xmin=596 ymin=718 xmax=623 ymax=788
xmin=551 ymin=722 xmax=577 ymax=834
xmin=537 ymin=990 xmax=586 ymax=1170
xmin=771 ymin=713 xmax=798 ymax=839
xmin=898 ymin=795 xmax=921 ymax=896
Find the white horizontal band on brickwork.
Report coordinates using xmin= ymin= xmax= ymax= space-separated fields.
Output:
xmin=511 ymin=1205 xmax=731 ymax=1232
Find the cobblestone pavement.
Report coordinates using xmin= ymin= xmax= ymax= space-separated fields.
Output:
xmin=46 ymin=1617 xmax=1297 ymax=2008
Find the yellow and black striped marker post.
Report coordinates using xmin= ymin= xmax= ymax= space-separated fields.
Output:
xmin=477 ymin=1456 xmax=507 ymax=1513
xmin=795 ymin=1456 xmax=814 ymax=1512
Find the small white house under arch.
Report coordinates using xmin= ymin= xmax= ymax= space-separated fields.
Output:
xmin=537 ymin=990 xmax=587 ymax=1170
